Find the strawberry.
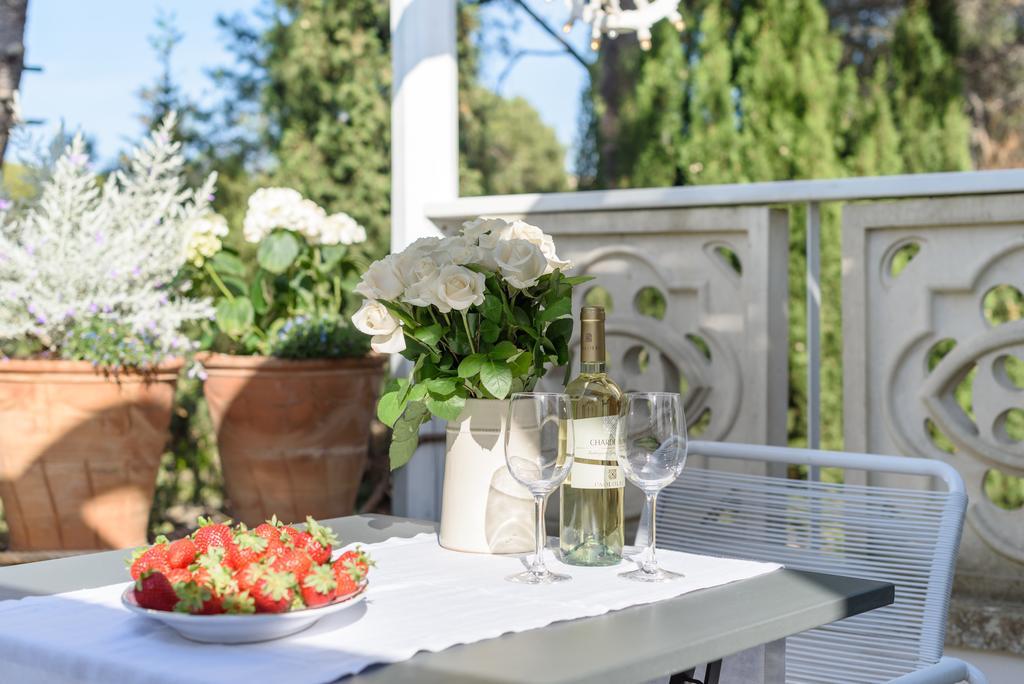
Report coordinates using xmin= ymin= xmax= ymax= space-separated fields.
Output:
xmin=271 ymin=547 xmax=313 ymax=583
xmin=332 ymin=557 xmax=366 ymax=599
xmin=300 ymin=565 xmax=336 ymax=609
xmin=222 ymin=591 xmax=256 ymax=615
xmin=174 ymin=581 xmax=219 ymax=615
xmin=234 ymin=562 xmax=266 ymax=593
xmin=253 ymin=515 xmax=283 ymax=542
xmin=166 ymin=538 xmax=197 ymax=569
xmin=300 ymin=516 xmax=339 ymax=565
xmin=134 ymin=571 xmax=179 ymax=612
xmin=252 ymin=570 xmax=296 ymax=613
xmin=166 ymin=568 xmax=193 ymax=585
xmin=226 ymin=532 xmax=268 ymax=570
xmin=336 ymin=547 xmax=373 ymax=576
xmin=129 ymin=544 xmax=170 ymax=581
xmin=192 ymin=517 xmax=234 ymax=555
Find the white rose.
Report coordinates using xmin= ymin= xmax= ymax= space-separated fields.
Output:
xmin=400 ymin=255 xmax=442 ymax=307
xmin=355 ymin=254 xmax=405 ymax=301
xmin=431 ymin=264 xmax=486 ymax=313
xmin=437 ymin=235 xmax=480 ymax=266
xmin=500 ymin=220 xmax=571 ymax=273
xmin=317 ymin=212 xmax=367 ymax=246
xmin=461 ymin=216 xmax=510 ymax=242
xmin=351 ymin=300 xmax=406 ymax=354
xmin=370 ymin=326 xmax=406 ymax=354
xmin=494 ymin=239 xmax=548 ymax=289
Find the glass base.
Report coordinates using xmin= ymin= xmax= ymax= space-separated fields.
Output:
xmin=506 ymin=568 xmax=572 ymax=584
xmin=619 ymin=566 xmax=684 ymax=583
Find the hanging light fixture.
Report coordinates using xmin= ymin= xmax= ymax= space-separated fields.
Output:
xmin=556 ymin=0 xmax=685 ymax=52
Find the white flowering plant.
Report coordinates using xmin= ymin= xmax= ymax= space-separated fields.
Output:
xmin=0 ymin=115 xmax=216 ymax=370
xmin=197 ymin=187 xmax=371 ymax=358
xmin=351 ymin=217 xmax=590 ymax=469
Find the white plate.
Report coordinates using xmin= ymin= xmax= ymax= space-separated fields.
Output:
xmin=121 ymin=582 xmax=368 ymax=644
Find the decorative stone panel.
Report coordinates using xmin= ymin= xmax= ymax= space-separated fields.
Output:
xmin=842 ymin=194 xmax=1024 ymax=652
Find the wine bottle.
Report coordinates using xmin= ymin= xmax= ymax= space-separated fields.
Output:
xmin=559 ymin=305 xmax=625 ymax=566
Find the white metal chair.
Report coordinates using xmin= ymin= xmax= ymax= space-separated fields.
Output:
xmin=648 ymin=440 xmax=986 ymax=684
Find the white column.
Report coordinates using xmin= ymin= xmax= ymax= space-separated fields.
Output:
xmin=389 ymin=0 xmax=458 ymax=520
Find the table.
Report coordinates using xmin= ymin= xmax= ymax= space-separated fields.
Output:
xmin=0 ymin=514 xmax=893 ymax=684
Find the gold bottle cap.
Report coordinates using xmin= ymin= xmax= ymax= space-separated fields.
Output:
xmin=579 ymin=306 xmax=605 ymax=363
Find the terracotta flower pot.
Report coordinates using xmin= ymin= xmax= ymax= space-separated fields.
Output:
xmin=0 ymin=359 xmax=182 ymax=550
xmin=201 ymin=353 xmax=387 ymax=526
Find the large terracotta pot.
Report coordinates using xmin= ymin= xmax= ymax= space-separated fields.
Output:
xmin=202 ymin=353 xmax=387 ymax=526
xmin=439 ymin=399 xmax=534 ymax=554
xmin=0 ymin=359 xmax=182 ymax=550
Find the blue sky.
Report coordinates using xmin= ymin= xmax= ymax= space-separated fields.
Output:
xmin=14 ymin=1 xmax=592 ymax=170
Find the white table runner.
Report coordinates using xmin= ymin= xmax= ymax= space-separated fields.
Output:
xmin=0 ymin=533 xmax=781 ymax=684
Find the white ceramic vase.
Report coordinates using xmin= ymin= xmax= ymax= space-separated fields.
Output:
xmin=438 ymin=398 xmax=535 ymax=554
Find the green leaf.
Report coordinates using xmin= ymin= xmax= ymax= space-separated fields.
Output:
xmin=423 ymin=376 xmax=459 ymax=396
xmin=545 ymin=317 xmax=573 ymax=342
xmin=563 ymin=275 xmax=595 ymax=286
xmin=220 ymin=274 xmax=248 ymax=297
xmin=425 ymin=392 xmax=466 ymax=422
xmin=215 ymin=297 xmax=254 ymax=339
xmin=481 ymin=294 xmax=503 ymax=322
xmin=389 ymin=401 xmax=429 ymax=470
xmin=458 ymin=353 xmax=487 ymax=378
xmin=509 ymin=351 xmax=533 ymax=377
xmin=318 ymin=244 xmax=348 ymax=270
xmin=257 ymin=231 xmax=301 ymax=274
xmin=480 ymin=360 xmax=513 ymax=399
xmin=211 ymin=251 xmax=246 ymax=276
xmin=250 ymin=273 xmax=269 ymax=314
xmin=376 ymin=378 xmax=410 ymax=427
xmin=411 ymin=324 xmax=444 ymax=348
xmin=538 ymin=296 xmax=571 ymax=324
xmin=480 ymin=319 xmax=501 ymax=344
xmin=489 ymin=341 xmax=519 ymax=360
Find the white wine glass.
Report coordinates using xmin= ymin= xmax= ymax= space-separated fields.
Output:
xmin=617 ymin=392 xmax=688 ymax=582
xmin=503 ymin=392 xmax=574 ymax=584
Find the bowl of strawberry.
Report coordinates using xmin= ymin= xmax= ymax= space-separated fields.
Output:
xmin=121 ymin=516 xmax=373 ymax=644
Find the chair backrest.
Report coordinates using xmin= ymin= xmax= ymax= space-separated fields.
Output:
xmin=654 ymin=441 xmax=967 ymax=684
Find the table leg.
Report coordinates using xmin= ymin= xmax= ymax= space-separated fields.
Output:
xmin=717 ymin=639 xmax=786 ymax=684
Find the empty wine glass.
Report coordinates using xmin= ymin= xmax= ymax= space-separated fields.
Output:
xmin=617 ymin=392 xmax=688 ymax=582
xmin=503 ymin=392 xmax=574 ymax=584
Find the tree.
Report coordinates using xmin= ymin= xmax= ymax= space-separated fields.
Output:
xmin=0 ymin=0 xmax=28 ymax=169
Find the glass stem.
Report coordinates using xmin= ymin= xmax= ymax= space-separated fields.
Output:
xmin=645 ymin=491 xmax=659 ymax=573
xmin=533 ymin=494 xmax=547 ymax=575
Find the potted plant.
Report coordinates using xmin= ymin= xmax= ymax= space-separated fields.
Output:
xmin=0 ymin=117 xmax=216 ymax=550
xmin=351 ymin=217 xmax=586 ymax=554
xmin=196 ymin=187 xmax=386 ymax=526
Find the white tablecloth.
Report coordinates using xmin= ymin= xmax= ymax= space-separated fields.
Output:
xmin=0 ymin=533 xmax=781 ymax=684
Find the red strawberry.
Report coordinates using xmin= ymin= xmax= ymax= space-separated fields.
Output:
xmin=300 ymin=516 xmax=339 ymax=565
xmin=234 ymin=563 xmax=266 ymax=593
xmin=173 ymin=581 xmax=220 ymax=615
xmin=336 ymin=547 xmax=373 ymax=576
xmin=134 ymin=571 xmax=179 ymax=612
xmin=252 ymin=570 xmax=296 ymax=613
xmin=253 ymin=516 xmax=283 ymax=542
xmin=332 ymin=557 xmax=366 ymax=599
xmin=192 ymin=517 xmax=234 ymax=555
xmin=300 ymin=565 xmax=337 ymax=609
xmin=227 ymin=533 xmax=268 ymax=570
xmin=129 ymin=544 xmax=170 ymax=581
xmin=166 ymin=538 xmax=197 ymax=569
xmin=165 ymin=568 xmax=192 ymax=585
xmin=278 ymin=526 xmax=302 ymax=548
xmin=272 ymin=547 xmax=313 ymax=583
xmin=222 ymin=591 xmax=256 ymax=615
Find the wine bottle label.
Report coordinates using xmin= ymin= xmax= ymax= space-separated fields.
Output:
xmin=567 ymin=415 xmax=624 ymax=489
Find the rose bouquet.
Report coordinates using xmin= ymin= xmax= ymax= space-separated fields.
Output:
xmin=197 ymin=187 xmax=371 ymax=359
xmin=351 ymin=217 xmax=589 ymax=468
